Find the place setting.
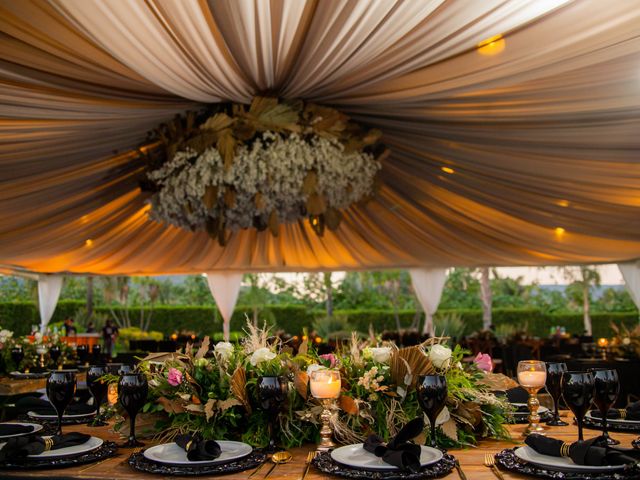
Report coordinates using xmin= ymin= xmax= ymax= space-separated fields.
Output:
xmin=312 ymin=371 xmax=456 ymax=480
xmin=0 ymin=370 xmax=116 ymax=470
xmin=493 ymin=362 xmax=640 ymax=479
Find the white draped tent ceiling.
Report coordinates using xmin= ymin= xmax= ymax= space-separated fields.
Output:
xmin=1 ymin=0 xmax=640 ymax=275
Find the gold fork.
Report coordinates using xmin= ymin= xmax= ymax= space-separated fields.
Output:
xmin=483 ymin=453 xmax=505 ymax=480
xmin=249 ymin=457 xmax=267 ymax=478
xmin=300 ymin=450 xmax=317 ymax=480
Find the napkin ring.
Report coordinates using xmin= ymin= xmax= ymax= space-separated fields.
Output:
xmin=560 ymin=442 xmax=571 ymax=457
xmin=44 ymin=437 xmax=54 ymax=451
xmin=619 ymin=409 xmax=627 ymax=419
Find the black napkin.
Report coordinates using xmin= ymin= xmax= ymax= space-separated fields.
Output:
xmin=363 ymin=417 xmax=424 ymax=472
xmin=0 ymin=432 xmax=90 ymax=461
xmin=590 ymin=401 xmax=640 ymax=421
xmin=513 ymin=404 xmax=530 ymax=414
xmin=15 ymin=397 xmax=96 ymax=416
xmin=525 ymin=433 xmax=640 ymax=466
xmin=175 ymin=433 xmax=221 ymax=461
xmin=506 ymin=387 xmax=529 ymax=404
xmin=0 ymin=424 xmax=34 ymax=436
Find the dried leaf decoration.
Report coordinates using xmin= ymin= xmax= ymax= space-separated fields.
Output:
xmin=268 ymin=210 xmax=279 ymax=236
xmin=158 ymin=396 xmax=185 ymax=414
xmin=218 ymin=397 xmax=242 ymax=412
xmin=440 ymin=418 xmax=458 ymax=441
xmin=298 ymin=338 xmax=308 ymax=356
xmin=202 ymin=185 xmax=218 ymax=211
xmin=301 ymin=171 xmax=318 ymax=195
xmin=195 ymin=336 xmax=210 ymax=360
xmin=294 ymin=371 xmax=309 ymax=400
xmin=389 ymin=346 xmax=434 ymax=390
xmin=231 ymin=366 xmax=251 ymax=414
xmin=204 ymin=398 xmax=216 ymax=421
xmin=339 ymin=395 xmax=359 ymax=415
xmin=306 ymin=192 xmax=326 ymax=215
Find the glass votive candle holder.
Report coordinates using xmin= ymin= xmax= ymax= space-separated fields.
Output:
xmin=517 ymin=360 xmax=547 ymax=436
xmin=310 ymin=369 xmax=341 ymax=451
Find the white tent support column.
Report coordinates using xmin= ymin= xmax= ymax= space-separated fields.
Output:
xmin=38 ymin=274 xmax=64 ymax=333
xmin=618 ymin=261 xmax=640 ymax=321
xmin=205 ymin=272 xmax=243 ymax=341
xmin=409 ymin=268 xmax=448 ymax=337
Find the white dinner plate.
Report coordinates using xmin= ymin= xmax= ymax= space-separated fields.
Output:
xmin=586 ymin=410 xmax=640 ymax=425
xmin=143 ymin=440 xmax=252 ymax=466
xmin=0 ymin=436 xmax=101 ymax=459
xmin=27 ymin=410 xmax=95 ymax=420
xmin=514 ymin=446 xmax=626 ymax=472
xmin=331 ymin=444 xmax=443 ymax=471
xmin=0 ymin=422 xmax=43 ymax=439
xmin=511 ymin=404 xmax=550 ymax=414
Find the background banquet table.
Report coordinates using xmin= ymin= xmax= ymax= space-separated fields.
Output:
xmin=1 ymin=413 xmax=638 ymax=479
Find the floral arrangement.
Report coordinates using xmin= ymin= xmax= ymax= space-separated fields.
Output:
xmin=0 ymin=330 xmax=74 ymax=373
xmin=610 ymin=322 xmax=640 ymax=359
xmin=128 ymin=322 xmax=511 ymax=449
xmin=140 ymin=97 xmax=386 ymax=245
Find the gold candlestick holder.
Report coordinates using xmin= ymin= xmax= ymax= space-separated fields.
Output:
xmin=523 ymin=387 xmax=546 ymax=436
xmin=517 ymin=360 xmax=547 ymax=437
xmin=318 ymin=399 xmax=336 ymax=452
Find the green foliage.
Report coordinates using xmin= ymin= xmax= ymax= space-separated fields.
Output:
xmin=433 ymin=313 xmax=468 ymax=341
xmin=311 ymin=315 xmax=352 ymax=340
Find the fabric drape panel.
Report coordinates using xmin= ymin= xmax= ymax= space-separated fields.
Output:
xmin=618 ymin=262 xmax=640 ymax=317
xmin=1 ymin=0 xmax=640 ymax=274
xmin=205 ymin=272 xmax=243 ymax=341
xmin=37 ymin=275 xmax=64 ymax=333
xmin=409 ymin=268 xmax=447 ymax=337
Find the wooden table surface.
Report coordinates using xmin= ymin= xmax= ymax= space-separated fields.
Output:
xmin=1 ymin=413 xmax=638 ymax=479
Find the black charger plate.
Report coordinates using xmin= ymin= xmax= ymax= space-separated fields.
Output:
xmin=495 ymin=448 xmax=640 ymax=480
xmin=128 ymin=450 xmax=266 ymax=476
xmin=312 ymin=451 xmax=456 ymax=479
xmin=583 ymin=415 xmax=640 ymax=433
xmin=0 ymin=441 xmax=117 ymax=470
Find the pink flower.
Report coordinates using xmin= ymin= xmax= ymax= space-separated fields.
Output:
xmin=319 ymin=353 xmax=337 ymax=368
xmin=167 ymin=368 xmax=183 ymax=386
xmin=474 ymin=352 xmax=493 ymax=373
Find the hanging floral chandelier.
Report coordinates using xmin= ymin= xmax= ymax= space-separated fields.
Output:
xmin=140 ymin=97 xmax=387 ymax=246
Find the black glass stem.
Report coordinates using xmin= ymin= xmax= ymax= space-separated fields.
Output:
xmin=417 ymin=374 xmax=448 ymax=448
xmin=257 ymin=376 xmax=287 ymax=453
xmin=10 ymin=347 xmax=24 ymax=372
xmin=46 ymin=371 xmax=76 ymax=436
xmin=561 ymin=371 xmax=594 ymax=441
xmin=87 ymin=365 xmax=108 ymax=427
xmin=589 ymin=368 xmax=620 ymax=445
xmin=92 ymin=345 xmax=102 ymax=363
xmin=118 ymin=373 xmax=148 ymax=447
xmin=545 ymin=362 xmax=568 ymax=426
xmin=49 ymin=345 xmax=61 ymax=369
xmin=76 ymin=345 xmax=88 ymax=366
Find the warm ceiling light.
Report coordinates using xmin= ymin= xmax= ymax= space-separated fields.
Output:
xmin=556 ymin=199 xmax=570 ymax=207
xmin=441 ymin=166 xmax=455 ymax=174
xmin=85 ymin=239 xmax=94 ymax=247
xmin=554 ymin=227 xmax=565 ymax=237
xmin=477 ymin=34 xmax=506 ymax=56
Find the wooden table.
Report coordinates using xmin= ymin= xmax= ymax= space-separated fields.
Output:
xmin=1 ymin=414 xmax=638 ymax=479
xmin=0 ymin=373 xmax=87 ymax=397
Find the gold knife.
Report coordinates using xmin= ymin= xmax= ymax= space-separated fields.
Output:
xmin=454 ymin=459 xmax=468 ymax=480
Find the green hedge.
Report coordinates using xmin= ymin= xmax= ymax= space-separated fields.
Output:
xmin=0 ymin=301 xmax=637 ymax=338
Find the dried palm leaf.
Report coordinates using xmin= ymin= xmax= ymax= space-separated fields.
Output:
xmin=140 ymin=351 xmax=188 ymax=364
xmin=195 ymin=336 xmax=210 ymax=360
xmin=389 ymin=346 xmax=434 ymax=390
xmin=202 ymin=185 xmax=218 ymax=211
xmin=294 ymin=370 xmax=309 ymax=400
xmin=200 ymin=112 xmax=234 ymax=132
xmin=231 ymin=366 xmax=251 ymax=413
xmin=268 ymin=210 xmax=279 ymax=236
xmin=217 ymin=130 xmax=236 ymax=170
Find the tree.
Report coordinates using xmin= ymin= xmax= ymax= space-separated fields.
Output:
xmin=562 ymin=266 xmax=601 ymax=336
xmin=324 ymin=272 xmax=334 ymax=317
xmin=479 ymin=267 xmax=492 ymax=329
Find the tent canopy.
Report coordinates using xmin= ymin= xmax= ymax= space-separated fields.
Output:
xmin=1 ymin=0 xmax=640 ymax=275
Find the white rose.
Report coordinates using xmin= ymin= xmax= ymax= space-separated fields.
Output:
xmin=623 ymin=337 xmax=631 ymax=346
xmin=214 ymin=341 xmax=234 ymax=361
xmin=0 ymin=329 xmax=12 ymax=343
xmin=429 ymin=344 xmax=452 ymax=370
xmin=306 ymin=363 xmax=325 ymax=377
xmin=34 ymin=332 xmax=43 ymax=343
xmin=370 ymin=347 xmax=392 ymax=364
xmin=250 ymin=347 xmax=277 ymax=366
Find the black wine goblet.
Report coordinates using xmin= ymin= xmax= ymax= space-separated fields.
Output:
xmin=257 ymin=376 xmax=287 ymax=453
xmin=117 ymin=364 xmax=134 ymax=376
xmin=87 ymin=365 xmax=108 ymax=427
xmin=545 ymin=362 xmax=568 ymax=426
xmin=562 ymin=371 xmax=594 ymax=441
xmin=46 ymin=371 xmax=77 ymax=436
xmin=417 ymin=374 xmax=448 ymax=448
xmin=91 ymin=344 xmax=102 ymax=363
xmin=10 ymin=346 xmax=24 ymax=372
xmin=49 ymin=345 xmax=62 ymax=370
xmin=589 ymin=368 xmax=620 ymax=445
xmin=118 ymin=373 xmax=148 ymax=447
xmin=76 ymin=345 xmax=88 ymax=367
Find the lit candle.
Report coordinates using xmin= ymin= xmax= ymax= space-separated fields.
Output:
xmin=310 ymin=369 xmax=341 ymax=399
xmin=518 ymin=370 xmax=547 ymax=388
xmin=597 ymin=338 xmax=608 ymax=348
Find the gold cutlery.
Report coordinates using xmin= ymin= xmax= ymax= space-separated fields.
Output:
xmin=454 ymin=458 xmax=467 ymax=480
xmin=249 ymin=459 xmax=267 ymax=478
xmin=483 ymin=453 xmax=505 ymax=480
xmin=300 ymin=450 xmax=317 ymax=480
xmin=264 ymin=451 xmax=293 ymax=478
